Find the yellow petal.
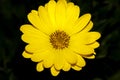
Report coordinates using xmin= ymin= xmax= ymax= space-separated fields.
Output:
xmin=54 ymin=50 xmax=64 ymax=70
xmin=38 ymin=6 xmax=55 ymax=34
xmin=70 ymin=31 xmax=101 ymax=44
xmin=63 ymin=3 xmax=80 ymax=35
xmin=38 ymin=6 xmax=51 ymax=29
xmin=36 ymin=62 xmax=44 ymax=72
xmin=20 ymin=24 xmax=49 ymax=44
xmin=85 ymin=32 xmax=101 ymax=44
xmin=88 ymin=42 xmax=100 ymax=48
xmin=72 ymin=65 xmax=82 ymax=71
xmin=81 ymin=21 xmax=93 ymax=32
xmin=76 ymin=55 xmax=86 ymax=67
xmin=22 ymin=51 xmax=32 ymax=58
xmin=70 ymin=32 xmax=86 ymax=44
xmin=20 ymin=24 xmax=46 ymax=37
xmin=63 ymin=49 xmax=77 ymax=64
xmin=28 ymin=10 xmax=53 ymax=35
xmin=55 ymin=0 xmax=66 ymax=28
xmin=43 ymin=50 xmax=55 ymax=68
xmin=25 ymin=44 xmax=46 ymax=53
xmin=69 ymin=38 xmax=94 ymax=55
xmin=27 ymin=10 xmax=41 ymax=30
xmin=31 ymin=50 xmax=48 ymax=62
xmin=66 ymin=3 xmax=80 ymax=24
xmin=71 ymin=14 xmax=91 ymax=35
xmin=47 ymin=0 xmax=56 ymax=26
xmin=50 ymin=66 xmax=60 ymax=76
xmin=70 ymin=32 xmax=100 ymax=55
xmin=44 ymin=2 xmax=48 ymax=10
xmin=62 ymin=61 xmax=71 ymax=71
xmin=83 ymin=55 xmax=95 ymax=59
xmin=21 ymin=34 xmax=38 ymax=44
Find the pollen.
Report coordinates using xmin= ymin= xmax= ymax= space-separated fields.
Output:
xmin=50 ymin=30 xmax=70 ymax=49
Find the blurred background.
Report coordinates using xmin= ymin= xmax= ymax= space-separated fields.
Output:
xmin=0 ymin=0 xmax=120 ymax=80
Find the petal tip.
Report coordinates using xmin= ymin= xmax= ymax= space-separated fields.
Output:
xmin=51 ymin=66 xmax=60 ymax=76
xmin=36 ymin=62 xmax=44 ymax=72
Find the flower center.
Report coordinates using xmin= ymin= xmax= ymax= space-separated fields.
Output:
xmin=50 ymin=30 xmax=70 ymax=49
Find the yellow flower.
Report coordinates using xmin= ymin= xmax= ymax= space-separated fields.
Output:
xmin=20 ymin=0 xmax=101 ymax=76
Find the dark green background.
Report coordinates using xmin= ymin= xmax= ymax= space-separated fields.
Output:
xmin=0 ymin=0 xmax=120 ymax=80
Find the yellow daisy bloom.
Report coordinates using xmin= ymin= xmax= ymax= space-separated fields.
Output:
xmin=20 ymin=0 xmax=101 ymax=76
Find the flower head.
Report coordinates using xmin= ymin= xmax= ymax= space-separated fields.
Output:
xmin=20 ymin=0 xmax=101 ymax=76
